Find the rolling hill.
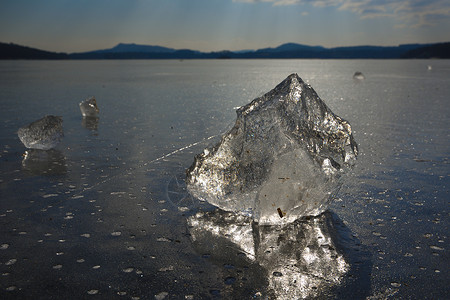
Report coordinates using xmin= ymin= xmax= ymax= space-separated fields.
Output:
xmin=1 ymin=41 xmax=449 ymax=59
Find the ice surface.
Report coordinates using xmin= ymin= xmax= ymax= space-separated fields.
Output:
xmin=186 ymin=73 xmax=358 ymax=225
xmin=353 ymin=72 xmax=365 ymax=80
xmin=187 ymin=210 xmax=349 ymax=299
xmin=22 ymin=149 xmax=67 ymax=175
xmin=17 ymin=115 xmax=64 ymax=150
xmin=79 ymin=96 xmax=99 ymax=117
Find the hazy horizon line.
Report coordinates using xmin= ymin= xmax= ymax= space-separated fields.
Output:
xmin=4 ymin=39 xmax=450 ymax=54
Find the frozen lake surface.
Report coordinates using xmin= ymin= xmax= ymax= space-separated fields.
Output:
xmin=0 ymin=59 xmax=448 ymax=299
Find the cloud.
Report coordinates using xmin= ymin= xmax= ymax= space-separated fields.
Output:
xmin=273 ymin=0 xmax=302 ymax=5
xmin=232 ymin=0 xmax=450 ymax=27
xmin=232 ymin=0 xmax=277 ymax=3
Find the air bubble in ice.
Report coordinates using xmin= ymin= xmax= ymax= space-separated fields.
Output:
xmin=122 ymin=267 xmax=134 ymax=273
xmin=158 ymin=265 xmax=174 ymax=272
xmin=155 ymin=291 xmax=169 ymax=300
xmin=43 ymin=194 xmax=59 ymax=198
xmin=430 ymin=245 xmax=444 ymax=251
xmin=272 ymin=271 xmax=283 ymax=277
xmin=5 ymin=259 xmax=17 ymax=265
xmin=157 ymin=237 xmax=171 ymax=242
xmin=224 ymin=276 xmax=236 ymax=285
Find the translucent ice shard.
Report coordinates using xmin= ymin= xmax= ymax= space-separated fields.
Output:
xmin=353 ymin=72 xmax=365 ymax=80
xmin=79 ymin=96 xmax=99 ymax=117
xmin=186 ymin=73 xmax=358 ymax=225
xmin=18 ymin=115 xmax=64 ymax=150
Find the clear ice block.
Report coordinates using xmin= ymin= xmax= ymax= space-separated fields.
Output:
xmin=186 ymin=73 xmax=358 ymax=225
xmin=18 ymin=115 xmax=64 ymax=150
xmin=79 ymin=96 xmax=99 ymax=117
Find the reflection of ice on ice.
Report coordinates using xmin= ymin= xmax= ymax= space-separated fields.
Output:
xmin=18 ymin=115 xmax=64 ymax=150
xmin=81 ymin=116 xmax=99 ymax=131
xmin=187 ymin=209 xmax=351 ymax=299
xmin=186 ymin=74 xmax=358 ymax=225
xmin=164 ymin=175 xmax=198 ymax=212
xmin=22 ymin=149 xmax=67 ymax=175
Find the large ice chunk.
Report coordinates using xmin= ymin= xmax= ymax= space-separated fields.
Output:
xmin=186 ymin=73 xmax=358 ymax=225
xmin=79 ymin=96 xmax=99 ymax=117
xmin=18 ymin=115 xmax=64 ymax=150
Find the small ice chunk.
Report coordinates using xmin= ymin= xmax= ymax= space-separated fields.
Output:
xmin=18 ymin=115 xmax=63 ymax=150
xmin=186 ymin=74 xmax=358 ymax=225
xmin=79 ymin=96 xmax=99 ymax=117
xmin=353 ymin=71 xmax=365 ymax=80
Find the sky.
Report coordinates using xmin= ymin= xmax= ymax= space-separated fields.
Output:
xmin=1 ymin=0 xmax=449 ymax=53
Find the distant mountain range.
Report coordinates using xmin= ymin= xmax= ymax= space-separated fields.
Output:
xmin=0 ymin=42 xmax=68 ymax=59
xmin=1 ymin=41 xmax=449 ymax=60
